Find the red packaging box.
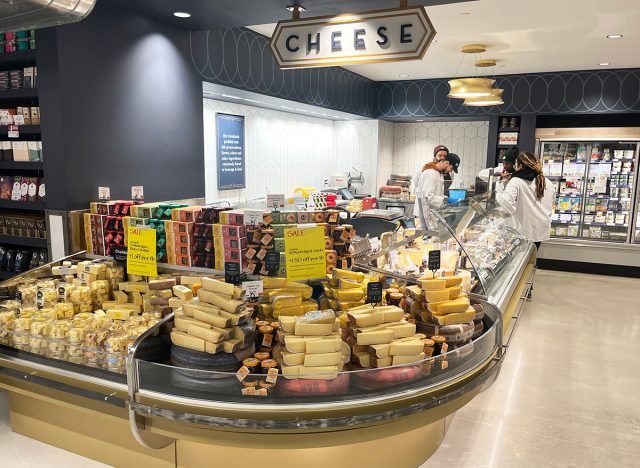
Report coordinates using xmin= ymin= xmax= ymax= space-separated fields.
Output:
xmin=224 ymin=248 xmax=248 ymax=262
xmin=361 ymin=197 xmax=378 ymax=210
xmin=172 ymin=221 xmax=194 ymax=235
xmin=221 ymin=225 xmax=245 ymax=238
xmin=223 ymin=237 xmax=247 ymax=250
xmin=175 ymin=254 xmax=192 ymax=267
xmin=172 ymin=206 xmax=203 ymax=223
xmin=219 ymin=210 xmax=246 ymax=226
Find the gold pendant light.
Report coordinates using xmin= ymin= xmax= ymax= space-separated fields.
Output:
xmin=448 ymin=44 xmax=495 ymax=99
xmin=463 ymin=88 xmax=505 ymax=106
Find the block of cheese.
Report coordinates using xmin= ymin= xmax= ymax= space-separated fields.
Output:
xmin=201 ymin=277 xmax=235 ymax=297
xmin=338 ymin=279 xmax=366 ymax=290
xmin=301 ymin=301 xmax=319 ymax=312
xmin=281 ymin=365 xmax=301 ymax=379
xmin=262 ymin=277 xmax=290 ymax=289
xmin=431 ymin=307 xmax=475 ymax=326
xmin=158 ymin=289 xmax=173 ymax=299
xmin=219 ymin=309 xmax=252 ymax=326
xmin=419 ymin=278 xmax=447 ymax=291
xmin=423 ymin=289 xmax=450 ymax=303
xmin=150 ymin=296 xmax=169 ymax=306
xmin=392 ymin=353 xmax=425 ymax=365
xmin=280 ymin=351 xmax=305 ymax=366
xmin=131 ymin=291 xmax=143 ymax=305
xmin=332 ymin=268 xmax=364 ymax=282
xmin=169 ymin=297 xmax=185 ymax=309
xmin=172 ymin=285 xmax=193 ymax=301
xmin=347 ymin=310 xmax=384 ymax=328
xmin=406 ymin=285 xmax=423 ymax=301
xmin=303 ymin=351 xmax=342 ymax=367
xmin=443 ymin=275 xmax=463 ymax=288
xmin=119 ymin=282 xmax=150 ymax=293
xmin=428 ymin=297 xmax=470 ymax=315
xmin=104 ymin=303 xmax=141 ymax=312
xmin=149 ymin=278 xmax=176 ymax=290
xmin=107 ymin=309 xmax=135 ymax=320
xmin=348 ymin=303 xmax=374 ymax=312
xmin=113 ymin=291 xmax=129 ymax=304
xmin=171 ymin=330 xmax=205 ymax=352
xmin=334 ymin=289 xmax=365 ymax=302
xmin=180 ymin=276 xmax=202 ymax=286
xmin=273 ymin=305 xmax=305 ymax=317
xmin=198 ymin=290 xmax=244 ymax=313
xmin=389 ymin=339 xmax=424 ymax=356
xmin=271 ymin=293 xmax=303 ymax=309
xmin=371 ymin=356 xmax=392 ymax=367
xmin=174 ymin=314 xmax=212 ymax=333
xmin=446 ymin=286 xmax=462 ymax=300
xmin=297 ymin=366 xmax=339 ymax=380
xmin=284 ymin=335 xmax=342 ymax=354
xmin=232 ymin=325 xmax=253 ymax=341
xmin=356 ymin=329 xmax=394 ymax=345
xmin=369 ymin=343 xmax=391 ymax=359
xmin=187 ymin=324 xmax=225 ymax=344
xmin=386 ymin=322 xmax=417 ymax=339
xmin=223 ymin=338 xmax=242 ymax=353
xmin=352 ymin=350 xmax=371 ymax=367
xmin=192 ymin=310 xmax=232 ymax=330
xmin=268 ymin=287 xmax=313 ymax=300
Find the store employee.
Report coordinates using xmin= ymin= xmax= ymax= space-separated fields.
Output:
xmin=413 ymin=145 xmax=451 ymax=193
xmin=413 ymin=153 xmax=461 ymax=229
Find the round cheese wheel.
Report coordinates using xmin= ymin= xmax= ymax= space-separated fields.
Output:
xmin=352 ymin=365 xmax=422 ymax=391
xmin=278 ymin=372 xmax=350 ymax=396
xmin=170 ymin=342 xmax=256 ymax=372
xmin=472 ymin=303 xmax=485 ymax=322
xmin=416 ymin=321 xmax=474 ymax=345
xmin=472 ymin=321 xmax=484 ymax=339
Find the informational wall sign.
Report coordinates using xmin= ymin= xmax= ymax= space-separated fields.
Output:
xmin=127 ymin=226 xmax=157 ymax=277
xmin=216 ymin=113 xmax=246 ymax=190
xmin=270 ymin=6 xmax=435 ymax=68
xmin=284 ymin=225 xmax=326 ymax=280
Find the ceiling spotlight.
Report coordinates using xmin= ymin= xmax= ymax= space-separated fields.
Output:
xmin=459 ymin=12 xmax=471 ymax=16
xmin=399 ymin=74 xmax=410 ymax=78
xmin=173 ymin=12 xmax=191 ymax=18
xmin=598 ymin=62 xmax=611 ymax=66
xmin=606 ymin=34 xmax=623 ymax=39
xmin=432 ymin=39 xmax=439 ymax=43
xmin=416 ymin=119 xmax=424 ymax=122
xmin=286 ymin=5 xmax=307 ymax=12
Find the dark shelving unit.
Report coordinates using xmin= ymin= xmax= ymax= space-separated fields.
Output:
xmin=0 ymin=200 xmax=45 ymax=211
xmin=0 ymin=234 xmax=47 ymax=248
xmin=0 ymin=161 xmax=43 ymax=171
xmin=0 ymin=125 xmax=41 ymax=136
xmin=0 ymin=88 xmax=38 ymax=100
xmin=0 ymin=50 xmax=37 ymax=67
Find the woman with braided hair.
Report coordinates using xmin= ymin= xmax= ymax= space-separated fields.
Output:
xmin=497 ymin=151 xmax=554 ymax=251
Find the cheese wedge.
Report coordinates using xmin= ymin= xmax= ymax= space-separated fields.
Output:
xmin=386 ymin=322 xmax=417 ymax=339
xmin=419 ymin=278 xmax=447 ymax=291
xmin=334 ymin=289 xmax=365 ymax=302
xmin=187 ymin=324 xmax=225 ymax=344
xmin=430 ymin=307 xmax=475 ymax=326
xmin=281 ymin=365 xmax=302 ymax=379
xmin=273 ymin=305 xmax=305 ymax=317
xmin=271 ymin=294 xmax=303 ymax=309
xmin=389 ymin=339 xmax=424 ymax=356
xmin=371 ymin=356 xmax=392 ymax=367
xmin=295 ymin=318 xmax=340 ymax=336
xmin=283 ymin=335 xmax=342 ymax=354
xmin=356 ymin=329 xmax=394 ymax=345
xmin=201 ymin=277 xmax=235 ymax=297
xmin=332 ymin=268 xmax=364 ymax=282
xmin=303 ymin=351 xmax=342 ymax=367
xmin=169 ymin=297 xmax=185 ymax=309
xmin=267 ymin=287 xmax=313 ymax=300
xmin=446 ymin=286 xmax=462 ymax=300
xmin=180 ymin=276 xmax=202 ymax=286
xmin=297 ymin=366 xmax=339 ymax=380
xmin=338 ymin=279 xmax=366 ymax=290
xmin=369 ymin=343 xmax=391 ymax=359
xmin=174 ymin=315 xmax=212 ymax=333
xmin=347 ymin=303 xmax=374 ymax=312
xmin=302 ymin=300 xmax=319 ymax=312
xmin=280 ymin=351 xmax=305 ymax=366
xmin=392 ymin=353 xmax=425 ymax=365
xmin=192 ymin=310 xmax=231 ymax=329
xmin=219 ymin=309 xmax=252 ymax=325
xmin=197 ymin=290 xmax=244 ymax=313
xmin=352 ymin=350 xmax=371 ymax=368
xmin=429 ymin=297 xmax=470 ymax=315
xmin=406 ymin=285 xmax=423 ymax=301
xmin=223 ymin=338 xmax=242 ymax=353
xmin=171 ymin=330 xmax=205 ymax=352
xmin=113 ymin=291 xmax=129 ymax=304
xmin=444 ymin=276 xmax=463 ymax=288
xmin=172 ymin=285 xmax=193 ymax=301
xmin=423 ymin=289 xmax=450 ymax=303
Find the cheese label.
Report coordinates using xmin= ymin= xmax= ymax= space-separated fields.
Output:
xmin=262 ymin=333 xmax=274 ymax=348
xmin=11 ymin=182 xmax=21 ymax=201
xmin=242 ymin=280 xmax=264 ymax=300
xmin=266 ymin=367 xmax=279 ymax=384
xmin=20 ymin=182 xmax=28 ymax=196
xmin=28 ymin=183 xmax=36 ymax=197
xmin=236 ymin=365 xmax=251 ymax=382
xmin=241 ymin=387 xmax=257 ymax=396
xmin=284 ymin=225 xmax=326 ymax=281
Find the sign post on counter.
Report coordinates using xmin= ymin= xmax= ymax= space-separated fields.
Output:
xmin=126 ymin=226 xmax=157 ymax=277
xmin=269 ymin=6 xmax=435 ymax=69
xmin=216 ymin=113 xmax=246 ymax=190
xmin=284 ymin=225 xmax=326 ymax=281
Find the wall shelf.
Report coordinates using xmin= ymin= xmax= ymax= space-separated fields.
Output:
xmin=0 ymin=50 xmax=37 ymax=67
xmin=0 ymin=161 xmax=43 ymax=171
xmin=0 ymin=125 xmax=41 ymax=136
xmin=0 ymin=235 xmax=47 ymax=248
xmin=0 ymin=88 xmax=38 ymax=100
xmin=0 ymin=199 xmax=45 ymax=211
xmin=0 ymin=270 xmax=17 ymax=279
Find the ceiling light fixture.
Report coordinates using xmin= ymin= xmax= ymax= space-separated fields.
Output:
xmin=606 ymin=34 xmax=623 ymax=39
xmin=286 ymin=5 xmax=306 ymax=12
xmin=432 ymin=39 xmax=439 ymax=43
xmin=598 ymin=62 xmax=611 ymax=66
xmin=416 ymin=119 xmax=424 ymax=122
xmin=448 ymin=44 xmax=494 ymax=99
xmin=464 ymin=88 xmax=504 ymax=106
xmin=173 ymin=12 xmax=191 ymax=18
xmin=399 ymin=74 xmax=410 ymax=78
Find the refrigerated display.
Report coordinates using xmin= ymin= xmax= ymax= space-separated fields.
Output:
xmin=542 ymin=140 xmax=639 ymax=243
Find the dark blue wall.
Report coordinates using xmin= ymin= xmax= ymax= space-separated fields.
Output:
xmin=189 ymin=28 xmax=378 ymax=118
xmin=376 ymin=69 xmax=640 ymax=119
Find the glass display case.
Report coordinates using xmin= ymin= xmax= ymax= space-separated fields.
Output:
xmin=0 ymin=201 xmax=536 ymax=467
xmin=541 ymin=140 xmax=639 ymax=243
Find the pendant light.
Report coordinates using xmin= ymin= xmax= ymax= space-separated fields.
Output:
xmin=463 ymin=58 xmax=504 ymax=106
xmin=447 ymin=44 xmax=494 ymax=99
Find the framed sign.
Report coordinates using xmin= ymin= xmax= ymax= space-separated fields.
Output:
xmin=216 ymin=113 xmax=246 ymax=190
xmin=270 ymin=6 xmax=435 ymax=69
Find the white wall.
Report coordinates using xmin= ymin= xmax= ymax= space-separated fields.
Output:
xmin=203 ymin=99 xmax=380 ymax=203
xmin=391 ymin=121 xmax=489 ymax=189
xmin=377 ymin=120 xmax=395 ymax=190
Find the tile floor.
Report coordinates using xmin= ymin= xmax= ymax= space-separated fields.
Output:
xmin=0 ymin=270 xmax=638 ymax=468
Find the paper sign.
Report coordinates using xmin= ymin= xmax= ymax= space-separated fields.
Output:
xmin=366 ymin=282 xmax=383 ymax=304
xmin=126 ymin=226 xmax=157 ymax=277
xmin=8 ymin=125 xmax=19 ymax=138
xmin=13 ymin=115 xmax=25 ymax=126
xmin=267 ymin=194 xmax=285 ymax=210
xmin=225 ymin=262 xmax=241 ymax=284
xmin=98 ymin=187 xmax=111 ymax=201
xmin=242 ymin=280 xmax=264 ymax=300
xmin=131 ymin=186 xmax=144 ymax=201
xmin=243 ymin=209 xmax=264 ymax=226
xmin=284 ymin=225 xmax=326 ymax=280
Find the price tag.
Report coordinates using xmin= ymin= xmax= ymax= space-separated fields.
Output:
xmin=366 ymin=282 xmax=383 ymax=304
xmin=36 ymin=289 xmax=44 ymax=309
xmin=57 ymin=284 xmax=69 ymax=302
xmin=266 ymin=194 xmax=285 ymax=211
xmin=225 ymin=261 xmax=241 ymax=285
xmin=428 ymin=250 xmax=441 ymax=274
xmin=8 ymin=125 xmax=19 ymax=138
xmin=98 ymin=187 xmax=111 ymax=201
xmin=11 ymin=181 xmax=21 ymax=201
xmin=243 ymin=209 xmax=263 ymax=226
xmin=57 ymin=266 xmax=71 ymax=276
xmin=112 ymin=245 xmax=128 ymax=263
xmin=13 ymin=115 xmax=25 ymax=126
xmin=131 ymin=186 xmax=144 ymax=201
xmin=242 ymin=280 xmax=264 ymax=301
xmin=264 ymin=251 xmax=280 ymax=272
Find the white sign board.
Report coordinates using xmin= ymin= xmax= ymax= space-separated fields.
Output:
xmin=270 ymin=7 xmax=435 ymax=68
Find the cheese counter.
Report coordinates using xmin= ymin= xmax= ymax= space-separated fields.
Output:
xmin=0 ymin=199 xmax=535 ymax=468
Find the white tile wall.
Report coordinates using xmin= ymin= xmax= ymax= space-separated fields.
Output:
xmin=203 ymin=99 xmax=381 ymax=202
xmin=392 ymin=121 xmax=489 ymax=189
xmin=377 ymin=120 xmax=395 ymax=190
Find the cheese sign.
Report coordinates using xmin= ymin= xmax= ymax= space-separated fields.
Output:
xmin=270 ymin=6 xmax=435 ymax=68
xmin=284 ymin=225 xmax=326 ymax=280
xmin=126 ymin=226 xmax=157 ymax=277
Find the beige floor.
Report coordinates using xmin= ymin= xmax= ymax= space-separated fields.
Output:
xmin=0 ymin=270 xmax=639 ymax=468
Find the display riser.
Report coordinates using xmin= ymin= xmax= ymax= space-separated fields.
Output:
xmin=5 ymin=391 xmax=175 ymax=467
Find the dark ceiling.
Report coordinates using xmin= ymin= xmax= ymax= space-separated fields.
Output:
xmin=113 ymin=0 xmax=475 ymax=30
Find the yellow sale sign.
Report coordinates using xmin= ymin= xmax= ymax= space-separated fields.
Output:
xmin=284 ymin=225 xmax=326 ymax=280
xmin=127 ymin=226 xmax=157 ymax=277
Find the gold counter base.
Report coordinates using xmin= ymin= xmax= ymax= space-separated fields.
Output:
xmin=175 ymin=412 xmax=450 ymax=468
xmin=6 ymin=391 xmax=175 ymax=468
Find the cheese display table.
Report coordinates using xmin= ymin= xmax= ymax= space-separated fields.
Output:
xmin=0 ymin=197 xmax=535 ymax=468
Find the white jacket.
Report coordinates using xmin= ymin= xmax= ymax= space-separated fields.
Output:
xmin=497 ymin=176 xmax=554 ymax=242
xmin=413 ymin=168 xmax=446 ymax=229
